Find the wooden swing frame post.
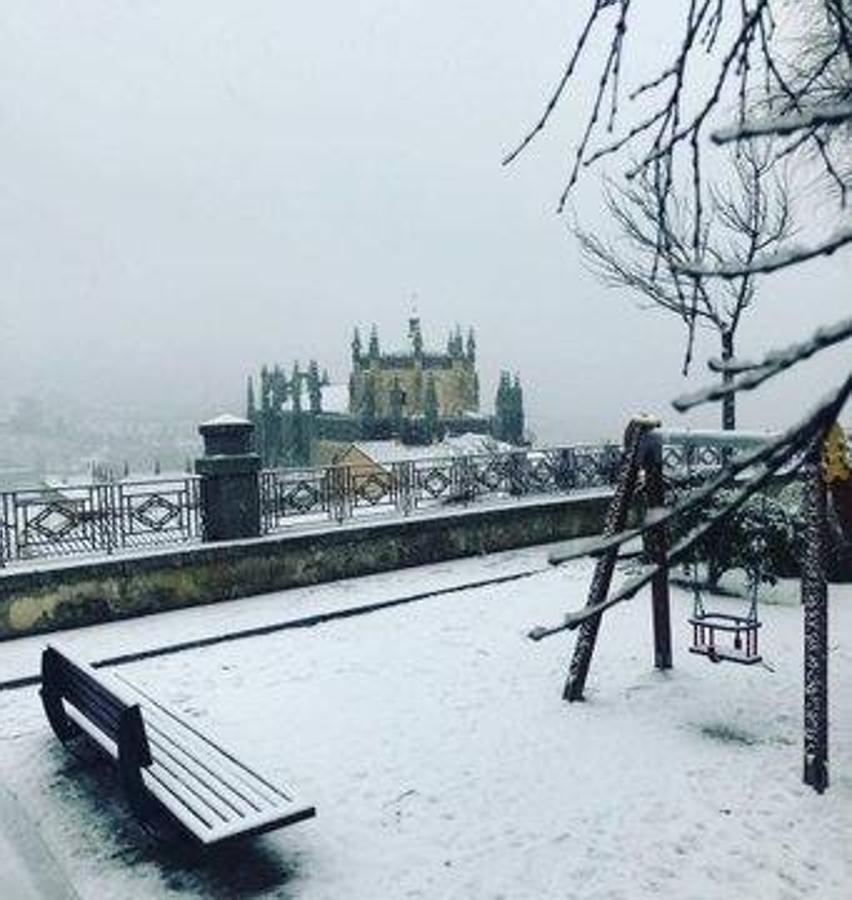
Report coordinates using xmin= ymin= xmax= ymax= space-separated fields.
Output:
xmin=802 ymin=439 xmax=830 ymax=793
xmin=563 ymin=417 xmax=671 ymax=701
xmin=641 ymin=431 xmax=673 ymax=671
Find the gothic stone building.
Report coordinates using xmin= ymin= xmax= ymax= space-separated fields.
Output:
xmin=249 ymin=317 xmax=519 ymax=467
xmin=349 ymin=317 xmax=479 ymax=419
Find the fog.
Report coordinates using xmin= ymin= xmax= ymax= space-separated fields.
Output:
xmin=1 ymin=1 xmax=848 ymax=461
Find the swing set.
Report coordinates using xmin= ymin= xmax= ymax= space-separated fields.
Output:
xmin=534 ymin=416 xmax=835 ymax=794
xmin=677 ymin=440 xmax=767 ymax=666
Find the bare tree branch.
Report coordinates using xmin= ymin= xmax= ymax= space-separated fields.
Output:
xmin=674 ymin=316 xmax=852 ymax=410
xmin=574 ymin=141 xmax=793 ymax=424
xmin=676 ymin=221 xmax=852 ymax=277
xmin=712 ymin=101 xmax=852 ymax=141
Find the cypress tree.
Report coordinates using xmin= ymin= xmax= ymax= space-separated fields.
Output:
xmin=246 ymin=375 xmax=256 ymax=419
xmin=511 ymin=374 xmax=525 ymax=444
xmin=493 ymin=370 xmax=511 ymax=441
xmin=271 ymin=366 xmax=287 ymax=408
xmin=424 ymin=374 xmax=439 ymax=442
xmin=360 ymin=374 xmax=377 ymax=435
xmin=286 ymin=382 xmax=310 ymax=465
xmin=307 ymin=359 xmax=322 ymax=414
xmin=348 ymin=371 xmax=357 ymax=412
xmin=291 ymin=364 xmax=303 ymax=408
xmin=260 ymin=365 xmax=270 ymax=412
xmin=390 ymin=377 xmax=405 ymax=434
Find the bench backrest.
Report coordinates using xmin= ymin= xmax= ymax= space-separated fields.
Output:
xmin=41 ymin=645 xmax=152 ymax=766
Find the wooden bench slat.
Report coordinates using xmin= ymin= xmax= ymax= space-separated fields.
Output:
xmin=42 ymin=644 xmax=315 ymax=846
xmin=113 ymin=672 xmax=298 ymax=807
xmin=66 ymin=690 xmax=298 ymax=841
xmin=143 ymin=770 xmax=313 ymax=844
xmin=149 ymin=758 xmax=236 ymax=827
xmin=141 ymin=715 xmax=273 ymax=816
xmin=127 ymin=698 xmax=286 ymax=811
xmin=143 ymin=767 xmax=219 ymax=833
xmin=142 ymin=753 xmax=315 ymax=843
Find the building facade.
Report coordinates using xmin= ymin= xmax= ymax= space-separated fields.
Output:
xmin=348 ymin=317 xmax=479 ymax=419
xmin=248 ymin=317 xmax=521 ymax=467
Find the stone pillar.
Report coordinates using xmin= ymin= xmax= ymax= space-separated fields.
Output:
xmin=196 ymin=414 xmax=261 ymax=542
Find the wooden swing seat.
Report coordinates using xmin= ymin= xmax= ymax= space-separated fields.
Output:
xmin=688 ymin=612 xmax=762 ymax=665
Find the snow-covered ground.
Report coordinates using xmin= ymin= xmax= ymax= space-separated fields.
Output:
xmin=0 ymin=545 xmax=850 ymax=899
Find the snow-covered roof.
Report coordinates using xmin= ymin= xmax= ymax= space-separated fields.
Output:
xmin=440 ymin=433 xmax=514 ymax=456
xmin=347 ymin=433 xmax=514 ymax=465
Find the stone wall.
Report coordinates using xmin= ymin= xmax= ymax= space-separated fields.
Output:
xmin=351 ymin=356 xmax=477 ymax=417
xmin=0 ymin=493 xmax=614 ymax=640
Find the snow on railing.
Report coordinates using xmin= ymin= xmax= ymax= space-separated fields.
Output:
xmin=1 ymin=433 xmax=794 ymax=567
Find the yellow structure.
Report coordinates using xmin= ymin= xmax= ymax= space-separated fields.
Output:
xmin=822 ymin=422 xmax=851 ymax=484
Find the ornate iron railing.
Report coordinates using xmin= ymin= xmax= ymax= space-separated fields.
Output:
xmin=0 ymin=444 xmax=625 ymax=564
xmin=659 ymin=429 xmax=774 ymax=474
xmin=0 ymin=477 xmax=200 ymax=565
xmin=259 ymin=443 xmax=623 ymax=534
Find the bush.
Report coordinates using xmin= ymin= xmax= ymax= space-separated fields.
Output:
xmin=667 ymin=480 xmax=800 ymax=588
xmin=670 ymin=478 xmax=852 ymax=586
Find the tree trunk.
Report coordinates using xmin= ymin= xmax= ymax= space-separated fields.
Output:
xmin=721 ymin=330 xmax=735 ymax=431
xmin=801 ymin=440 xmax=829 ymax=793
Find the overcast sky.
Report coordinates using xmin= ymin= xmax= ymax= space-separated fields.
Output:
xmin=1 ymin=2 xmax=848 ymax=443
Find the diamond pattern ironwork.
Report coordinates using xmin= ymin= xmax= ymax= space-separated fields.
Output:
xmin=284 ymin=481 xmax=320 ymax=513
xmin=529 ymin=460 xmax=554 ymax=487
xmin=355 ymin=474 xmax=389 ymax=505
xmin=697 ymin=446 xmax=723 ymax=467
xmin=476 ymin=465 xmax=503 ymax=492
xmin=421 ymin=469 xmax=451 ymax=499
xmin=27 ymin=503 xmax=81 ymax=540
xmin=132 ymin=494 xmax=180 ymax=530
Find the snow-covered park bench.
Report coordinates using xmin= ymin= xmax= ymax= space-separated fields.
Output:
xmin=39 ymin=644 xmax=315 ymax=846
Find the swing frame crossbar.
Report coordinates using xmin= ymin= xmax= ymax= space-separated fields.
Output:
xmin=560 ymin=418 xmax=831 ymax=793
xmin=688 ymin=612 xmax=762 ymax=665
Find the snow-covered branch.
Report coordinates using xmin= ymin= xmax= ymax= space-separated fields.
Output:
xmin=674 ymin=317 xmax=852 ymax=412
xmin=711 ymin=102 xmax=852 ymax=143
xmin=675 ymin=223 xmax=852 ymax=279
